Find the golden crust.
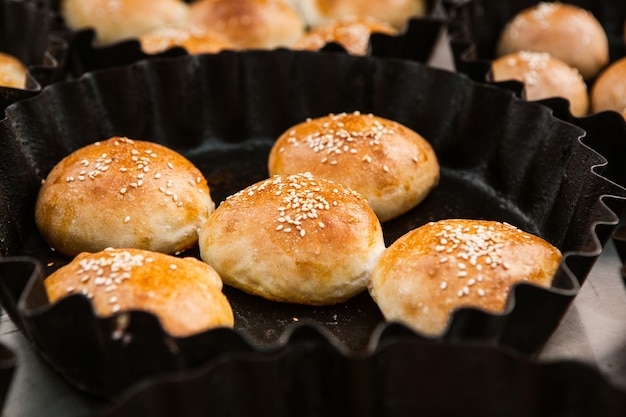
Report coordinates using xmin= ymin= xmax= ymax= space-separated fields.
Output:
xmin=291 ymin=0 xmax=426 ymax=30
xmin=591 ymin=57 xmax=626 ymax=117
xmin=496 ymin=2 xmax=609 ymax=80
xmin=199 ymin=172 xmax=386 ymax=305
xmin=61 ymin=0 xmax=189 ymax=45
xmin=491 ymin=51 xmax=589 ymax=117
xmin=188 ymin=0 xmax=305 ymax=49
xmin=0 ymin=52 xmax=27 ymax=89
xmin=369 ymin=219 xmax=562 ymax=336
xmin=45 ymin=248 xmax=234 ymax=337
xmin=293 ymin=16 xmax=398 ymax=55
xmin=35 ymin=137 xmax=215 ymax=257
xmin=139 ymin=25 xmax=233 ymax=54
xmin=268 ymin=112 xmax=439 ymax=222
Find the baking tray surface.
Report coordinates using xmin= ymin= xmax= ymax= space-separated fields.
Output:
xmin=0 ymin=50 xmax=624 ymax=397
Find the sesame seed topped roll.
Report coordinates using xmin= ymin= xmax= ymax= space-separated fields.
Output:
xmin=35 ymin=136 xmax=215 ymax=257
xmin=199 ymin=172 xmax=386 ymax=305
xmin=369 ymin=219 xmax=562 ymax=336
xmin=268 ymin=112 xmax=439 ymax=222
xmin=44 ymin=248 xmax=234 ymax=337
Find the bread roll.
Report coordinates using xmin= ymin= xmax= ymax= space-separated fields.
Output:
xmin=496 ymin=2 xmax=609 ymax=80
xmin=0 ymin=52 xmax=27 ymax=89
xmin=289 ymin=0 xmax=426 ymax=30
xmin=590 ymin=56 xmax=626 ymax=117
xmin=491 ymin=51 xmax=589 ymax=117
xmin=139 ymin=25 xmax=233 ymax=54
xmin=45 ymin=248 xmax=234 ymax=337
xmin=35 ymin=136 xmax=215 ymax=257
xmin=60 ymin=0 xmax=189 ymax=45
xmin=369 ymin=219 xmax=562 ymax=336
xmin=199 ymin=172 xmax=386 ymax=305
xmin=293 ymin=16 xmax=398 ymax=56
xmin=268 ymin=112 xmax=439 ymax=222
xmin=188 ymin=0 xmax=305 ymax=49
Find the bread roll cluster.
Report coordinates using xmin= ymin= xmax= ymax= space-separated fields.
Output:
xmin=45 ymin=248 xmax=234 ymax=336
xmin=497 ymin=2 xmax=608 ymax=81
xmin=60 ymin=0 xmax=425 ymax=54
xmin=369 ymin=219 xmax=562 ymax=336
xmin=494 ymin=2 xmax=614 ymax=118
xmin=0 ymin=52 xmax=27 ymax=89
xmin=37 ymin=137 xmax=234 ymax=336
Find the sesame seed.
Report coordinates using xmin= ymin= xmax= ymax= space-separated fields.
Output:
xmin=124 ymin=216 xmax=130 ymax=223
xmin=440 ymin=281 xmax=447 ymax=290
xmin=112 ymin=305 xmax=120 ymax=313
xmin=169 ymin=264 xmax=177 ymax=270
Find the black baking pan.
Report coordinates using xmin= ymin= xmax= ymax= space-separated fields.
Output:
xmin=37 ymin=0 xmax=449 ymax=77
xmin=91 ymin=334 xmax=626 ymax=417
xmin=0 ymin=50 xmax=624 ymax=397
xmin=0 ymin=0 xmax=68 ymax=111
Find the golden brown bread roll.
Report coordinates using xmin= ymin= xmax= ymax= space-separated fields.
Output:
xmin=496 ymin=2 xmax=609 ymax=80
xmin=0 ymin=52 xmax=27 ymax=89
xmin=35 ymin=136 xmax=215 ymax=257
xmin=61 ymin=0 xmax=189 ymax=45
xmin=590 ymin=56 xmax=626 ymax=117
xmin=45 ymin=248 xmax=234 ymax=337
xmin=491 ymin=51 xmax=589 ymax=117
xmin=199 ymin=172 xmax=386 ymax=305
xmin=188 ymin=0 xmax=305 ymax=49
xmin=268 ymin=112 xmax=439 ymax=222
xmin=139 ymin=25 xmax=233 ymax=54
xmin=289 ymin=0 xmax=426 ymax=30
xmin=369 ymin=219 xmax=562 ymax=336
xmin=293 ymin=16 xmax=398 ymax=55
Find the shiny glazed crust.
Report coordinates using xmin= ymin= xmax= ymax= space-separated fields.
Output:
xmin=188 ymin=0 xmax=305 ymax=49
xmin=491 ymin=51 xmax=589 ymax=117
xmin=199 ymin=172 xmax=386 ymax=305
xmin=35 ymin=137 xmax=215 ymax=257
xmin=369 ymin=219 xmax=562 ymax=336
xmin=496 ymin=2 xmax=609 ymax=80
xmin=293 ymin=16 xmax=398 ymax=55
xmin=45 ymin=248 xmax=234 ymax=337
xmin=268 ymin=112 xmax=440 ymax=222
xmin=61 ymin=0 xmax=189 ymax=44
